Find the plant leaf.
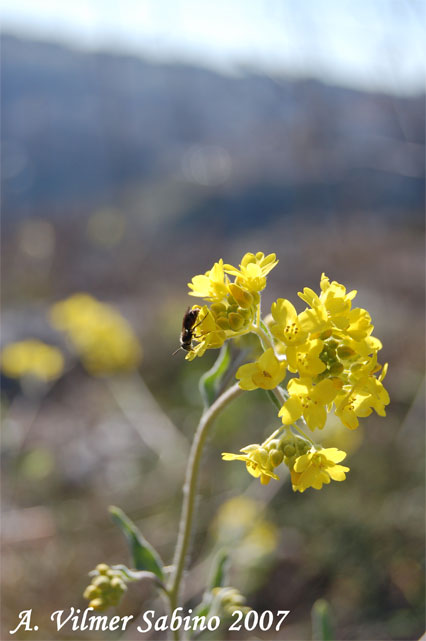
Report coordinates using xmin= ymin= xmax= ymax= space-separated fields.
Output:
xmin=109 ymin=506 xmax=164 ymax=582
xmin=312 ymin=599 xmax=334 ymax=641
xmin=199 ymin=343 xmax=231 ymax=407
xmin=207 ymin=549 xmax=230 ymax=590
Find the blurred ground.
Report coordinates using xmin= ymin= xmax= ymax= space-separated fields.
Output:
xmin=1 ymin=28 xmax=425 ymax=641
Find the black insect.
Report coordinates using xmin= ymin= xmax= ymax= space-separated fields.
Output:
xmin=172 ymin=307 xmax=205 ymax=355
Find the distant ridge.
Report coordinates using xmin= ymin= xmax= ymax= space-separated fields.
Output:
xmin=1 ymin=34 xmax=424 ymax=223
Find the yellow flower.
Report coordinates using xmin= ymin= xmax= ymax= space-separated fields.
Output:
xmin=319 ymin=273 xmax=357 ymax=318
xmin=222 ymin=444 xmax=279 ymax=485
xmin=297 ymin=273 xmax=357 ymax=334
xmin=279 ymin=377 xmax=341 ymax=430
xmin=236 ymin=348 xmax=286 ymax=390
xmin=335 ymin=362 xmax=390 ymax=429
xmin=343 ymin=308 xmax=374 ymax=341
xmin=50 ymin=294 xmax=141 ymax=375
xmin=1 ymin=339 xmax=64 ymax=382
xmin=184 ymin=306 xmax=227 ymax=361
xmin=270 ymin=298 xmax=307 ymax=347
xmin=188 ymin=259 xmax=230 ymax=302
xmin=290 ymin=447 xmax=350 ymax=492
xmin=286 ymin=338 xmax=326 ymax=377
xmin=224 ymin=252 xmax=278 ymax=293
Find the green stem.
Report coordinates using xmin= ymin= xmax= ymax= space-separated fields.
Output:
xmin=262 ymin=424 xmax=287 ymax=446
xmin=168 ymin=382 xmax=244 ymax=639
xmin=293 ymin=422 xmax=316 ymax=445
xmin=250 ymin=324 xmax=274 ymax=351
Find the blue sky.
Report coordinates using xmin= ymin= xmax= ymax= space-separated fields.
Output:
xmin=1 ymin=0 xmax=424 ymax=94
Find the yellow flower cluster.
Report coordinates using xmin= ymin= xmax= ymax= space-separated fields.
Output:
xmin=1 ymin=339 xmax=64 ymax=382
xmin=50 ymin=294 xmax=142 ymax=375
xmin=274 ymin=274 xmax=389 ymax=431
xmin=185 ymin=253 xmax=390 ymax=493
xmin=185 ymin=253 xmax=278 ymax=360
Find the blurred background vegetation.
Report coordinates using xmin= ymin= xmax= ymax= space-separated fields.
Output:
xmin=1 ymin=1 xmax=424 ymax=639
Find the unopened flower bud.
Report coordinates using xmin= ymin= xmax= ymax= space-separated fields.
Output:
xmin=284 ymin=444 xmax=295 ymax=457
xmin=269 ymin=449 xmax=283 ymax=467
xmin=337 ymin=345 xmax=356 ymax=359
xmin=96 ymin=563 xmax=110 ymax=575
xmin=92 ymin=576 xmax=110 ymax=591
xmin=89 ymin=598 xmax=105 ymax=610
xmin=216 ymin=317 xmax=230 ymax=330
xmin=228 ymin=284 xmax=253 ymax=309
xmin=211 ymin=303 xmax=227 ymax=315
xmin=83 ymin=585 xmax=99 ymax=600
xmin=329 ymin=362 xmax=344 ymax=375
xmin=228 ymin=313 xmax=245 ymax=331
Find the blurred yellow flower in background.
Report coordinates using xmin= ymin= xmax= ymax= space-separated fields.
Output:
xmin=212 ymin=496 xmax=278 ymax=565
xmin=50 ymin=294 xmax=142 ymax=375
xmin=1 ymin=339 xmax=64 ymax=382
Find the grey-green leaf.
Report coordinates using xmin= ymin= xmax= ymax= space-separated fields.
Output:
xmin=199 ymin=343 xmax=231 ymax=407
xmin=109 ymin=506 xmax=164 ymax=582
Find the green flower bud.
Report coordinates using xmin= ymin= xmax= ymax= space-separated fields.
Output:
xmin=337 ymin=345 xmax=356 ymax=359
xmin=298 ymin=441 xmax=310 ymax=454
xmin=228 ymin=312 xmax=245 ymax=331
xmin=329 ymin=362 xmax=344 ymax=375
xmin=283 ymin=456 xmax=293 ymax=468
xmin=211 ymin=303 xmax=227 ymax=315
xmin=89 ymin=598 xmax=106 ymax=611
xmin=228 ymin=284 xmax=253 ymax=309
xmin=83 ymin=584 xmax=99 ymax=600
xmin=239 ymin=307 xmax=252 ymax=319
xmin=320 ymin=348 xmax=331 ymax=363
xmin=96 ymin=563 xmax=110 ymax=575
xmin=284 ymin=444 xmax=295 ymax=457
xmin=232 ymin=594 xmax=246 ymax=606
xmin=110 ymin=577 xmax=127 ymax=593
xmin=328 ymin=338 xmax=339 ymax=348
xmin=92 ymin=576 xmax=110 ymax=591
xmin=216 ymin=317 xmax=230 ymax=330
xmin=269 ymin=449 xmax=283 ymax=467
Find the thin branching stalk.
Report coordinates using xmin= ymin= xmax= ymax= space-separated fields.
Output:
xmin=168 ymin=382 xmax=244 ymax=639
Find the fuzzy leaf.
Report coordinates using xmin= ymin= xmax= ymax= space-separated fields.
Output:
xmin=109 ymin=506 xmax=164 ymax=582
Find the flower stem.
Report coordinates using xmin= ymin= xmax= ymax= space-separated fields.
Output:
xmin=292 ymin=422 xmax=316 ymax=445
xmin=250 ymin=324 xmax=274 ymax=351
xmin=168 ymin=382 xmax=244 ymax=639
